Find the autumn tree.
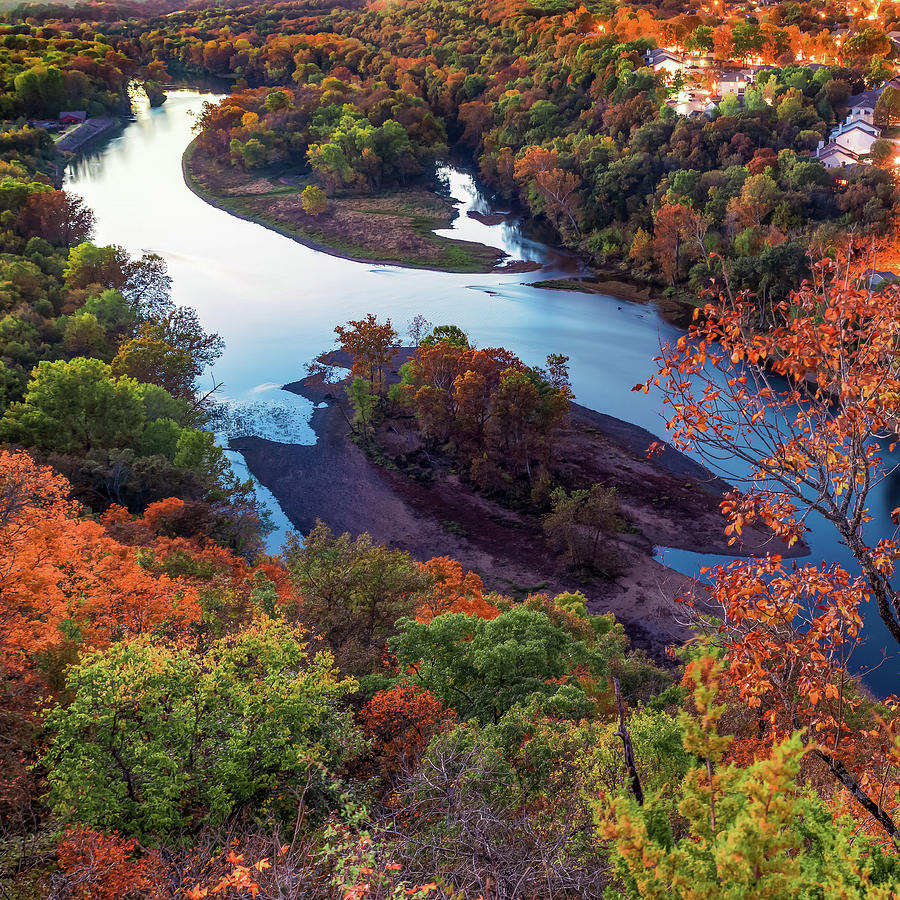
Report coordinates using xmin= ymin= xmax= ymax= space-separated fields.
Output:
xmin=334 ymin=314 xmax=399 ymax=396
xmin=415 ymin=556 xmax=498 ymax=623
xmin=56 ymin=827 xmax=162 ymax=900
xmin=396 ymin=337 xmax=570 ymax=486
xmin=514 ymin=146 xmax=582 ymax=237
xmin=0 ymin=451 xmax=202 ymax=675
xmin=688 ymin=555 xmax=900 ymax=838
xmin=643 ymin=250 xmax=900 ymax=642
xmin=359 ymin=681 xmax=452 ymax=777
xmin=639 ymin=248 xmax=900 ymax=836
xmin=651 ymin=200 xmax=708 ymax=285
xmin=15 ymin=189 xmax=94 ymax=246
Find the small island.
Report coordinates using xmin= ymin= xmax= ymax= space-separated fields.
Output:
xmin=233 ymin=318 xmax=803 ymax=657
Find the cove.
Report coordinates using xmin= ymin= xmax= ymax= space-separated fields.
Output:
xmin=64 ymin=90 xmax=900 ymax=694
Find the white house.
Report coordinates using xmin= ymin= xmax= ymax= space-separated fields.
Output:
xmin=644 ymin=48 xmax=687 ymax=76
xmin=830 ymin=120 xmax=882 ymax=157
xmin=715 ymin=70 xmax=753 ymax=97
xmin=815 ymin=141 xmax=859 ymax=168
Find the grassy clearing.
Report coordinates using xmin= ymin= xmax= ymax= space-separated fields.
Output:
xmin=183 ymin=141 xmax=502 ymax=273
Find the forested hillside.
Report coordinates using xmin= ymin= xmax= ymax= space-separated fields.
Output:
xmin=1 ymin=0 xmax=900 ymax=896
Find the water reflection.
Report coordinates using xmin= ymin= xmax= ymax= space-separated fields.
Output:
xmin=431 ymin=164 xmax=576 ymax=268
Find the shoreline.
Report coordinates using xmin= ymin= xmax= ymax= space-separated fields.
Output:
xmin=530 ymin=272 xmax=700 ymax=326
xmin=182 ymin=138 xmax=520 ymax=275
xmin=183 ymin=135 xmax=697 ymax=317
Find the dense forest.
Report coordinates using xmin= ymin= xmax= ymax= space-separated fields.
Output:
xmin=1 ymin=0 xmax=900 ymax=896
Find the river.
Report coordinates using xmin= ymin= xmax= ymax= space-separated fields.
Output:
xmin=64 ymin=90 xmax=900 ymax=694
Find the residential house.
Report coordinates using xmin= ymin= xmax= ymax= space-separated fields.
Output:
xmin=829 ymin=118 xmax=882 ymax=156
xmin=644 ymin=48 xmax=687 ymax=76
xmin=715 ymin=70 xmax=753 ymax=98
xmin=59 ymin=111 xmax=87 ymax=125
xmin=815 ymin=141 xmax=859 ymax=168
xmin=845 ymin=88 xmax=882 ymax=126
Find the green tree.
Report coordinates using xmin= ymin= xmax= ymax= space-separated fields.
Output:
xmin=346 ymin=376 xmax=378 ymax=436
xmin=136 ymin=417 xmax=182 ymax=461
xmin=82 ymin=289 xmax=136 ymax=339
xmin=13 ymin=65 xmax=66 ymax=116
xmin=600 ymin=658 xmax=900 ymax=898
xmin=61 ymin=312 xmax=109 ymax=360
xmin=42 ymin=622 xmax=361 ymax=838
xmin=301 ymin=184 xmax=327 ymax=215
xmin=876 ymin=86 xmax=900 ymax=127
xmin=111 ymin=333 xmax=197 ymax=399
xmin=390 ymin=604 xmax=627 ymax=723
xmin=869 ymin=139 xmax=896 ymax=169
xmin=64 ymin=243 xmax=130 ymax=291
xmin=544 ymin=484 xmax=626 ymax=574
xmin=173 ymin=428 xmax=229 ymax=484
xmin=420 ymin=324 xmax=470 ymax=348
xmin=284 ymin=522 xmax=432 ymax=675
xmin=0 ymin=357 xmax=145 ymax=455
xmin=264 ymin=90 xmax=291 ymax=112
xmin=718 ymin=94 xmax=742 ymax=116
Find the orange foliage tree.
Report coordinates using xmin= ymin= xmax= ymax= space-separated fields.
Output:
xmin=415 ymin=556 xmax=498 ymax=623
xmin=398 ymin=338 xmax=571 ymax=483
xmin=359 ymin=681 xmax=453 ymax=775
xmin=514 ymin=146 xmax=582 ymax=236
xmin=57 ymin=826 xmax=162 ymax=900
xmin=335 ymin=314 xmax=400 ymax=395
xmin=642 ymin=251 xmax=900 ymax=641
xmin=639 ymin=249 xmax=900 ymax=838
xmin=695 ymin=556 xmax=900 ymax=837
xmin=0 ymin=450 xmax=202 ymax=675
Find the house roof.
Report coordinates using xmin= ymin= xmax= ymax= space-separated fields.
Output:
xmin=719 ymin=70 xmax=753 ymax=83
xmin=834 ymin=120 xmax=881 ymax=136
xmin=817 ymin=142 xmax=858 ymax=161
xmin=645 ymin=48 xmax=684 ymax=66
xmin=864 ymin=269 xmax=900 ymax=290
xmin=847 ymin=88 xmax=883 ymax=109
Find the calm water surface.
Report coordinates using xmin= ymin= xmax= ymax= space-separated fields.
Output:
xmin=65 ymin=91 xmax=900 ymax=693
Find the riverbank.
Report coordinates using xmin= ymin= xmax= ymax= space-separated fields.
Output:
xmin=531 ymin=271 xmax=701 ymax=327
xmin=232 ymin=349 xmax=804 ymax=657
xmin=183 ymin=139 xmax=510 ymax=273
